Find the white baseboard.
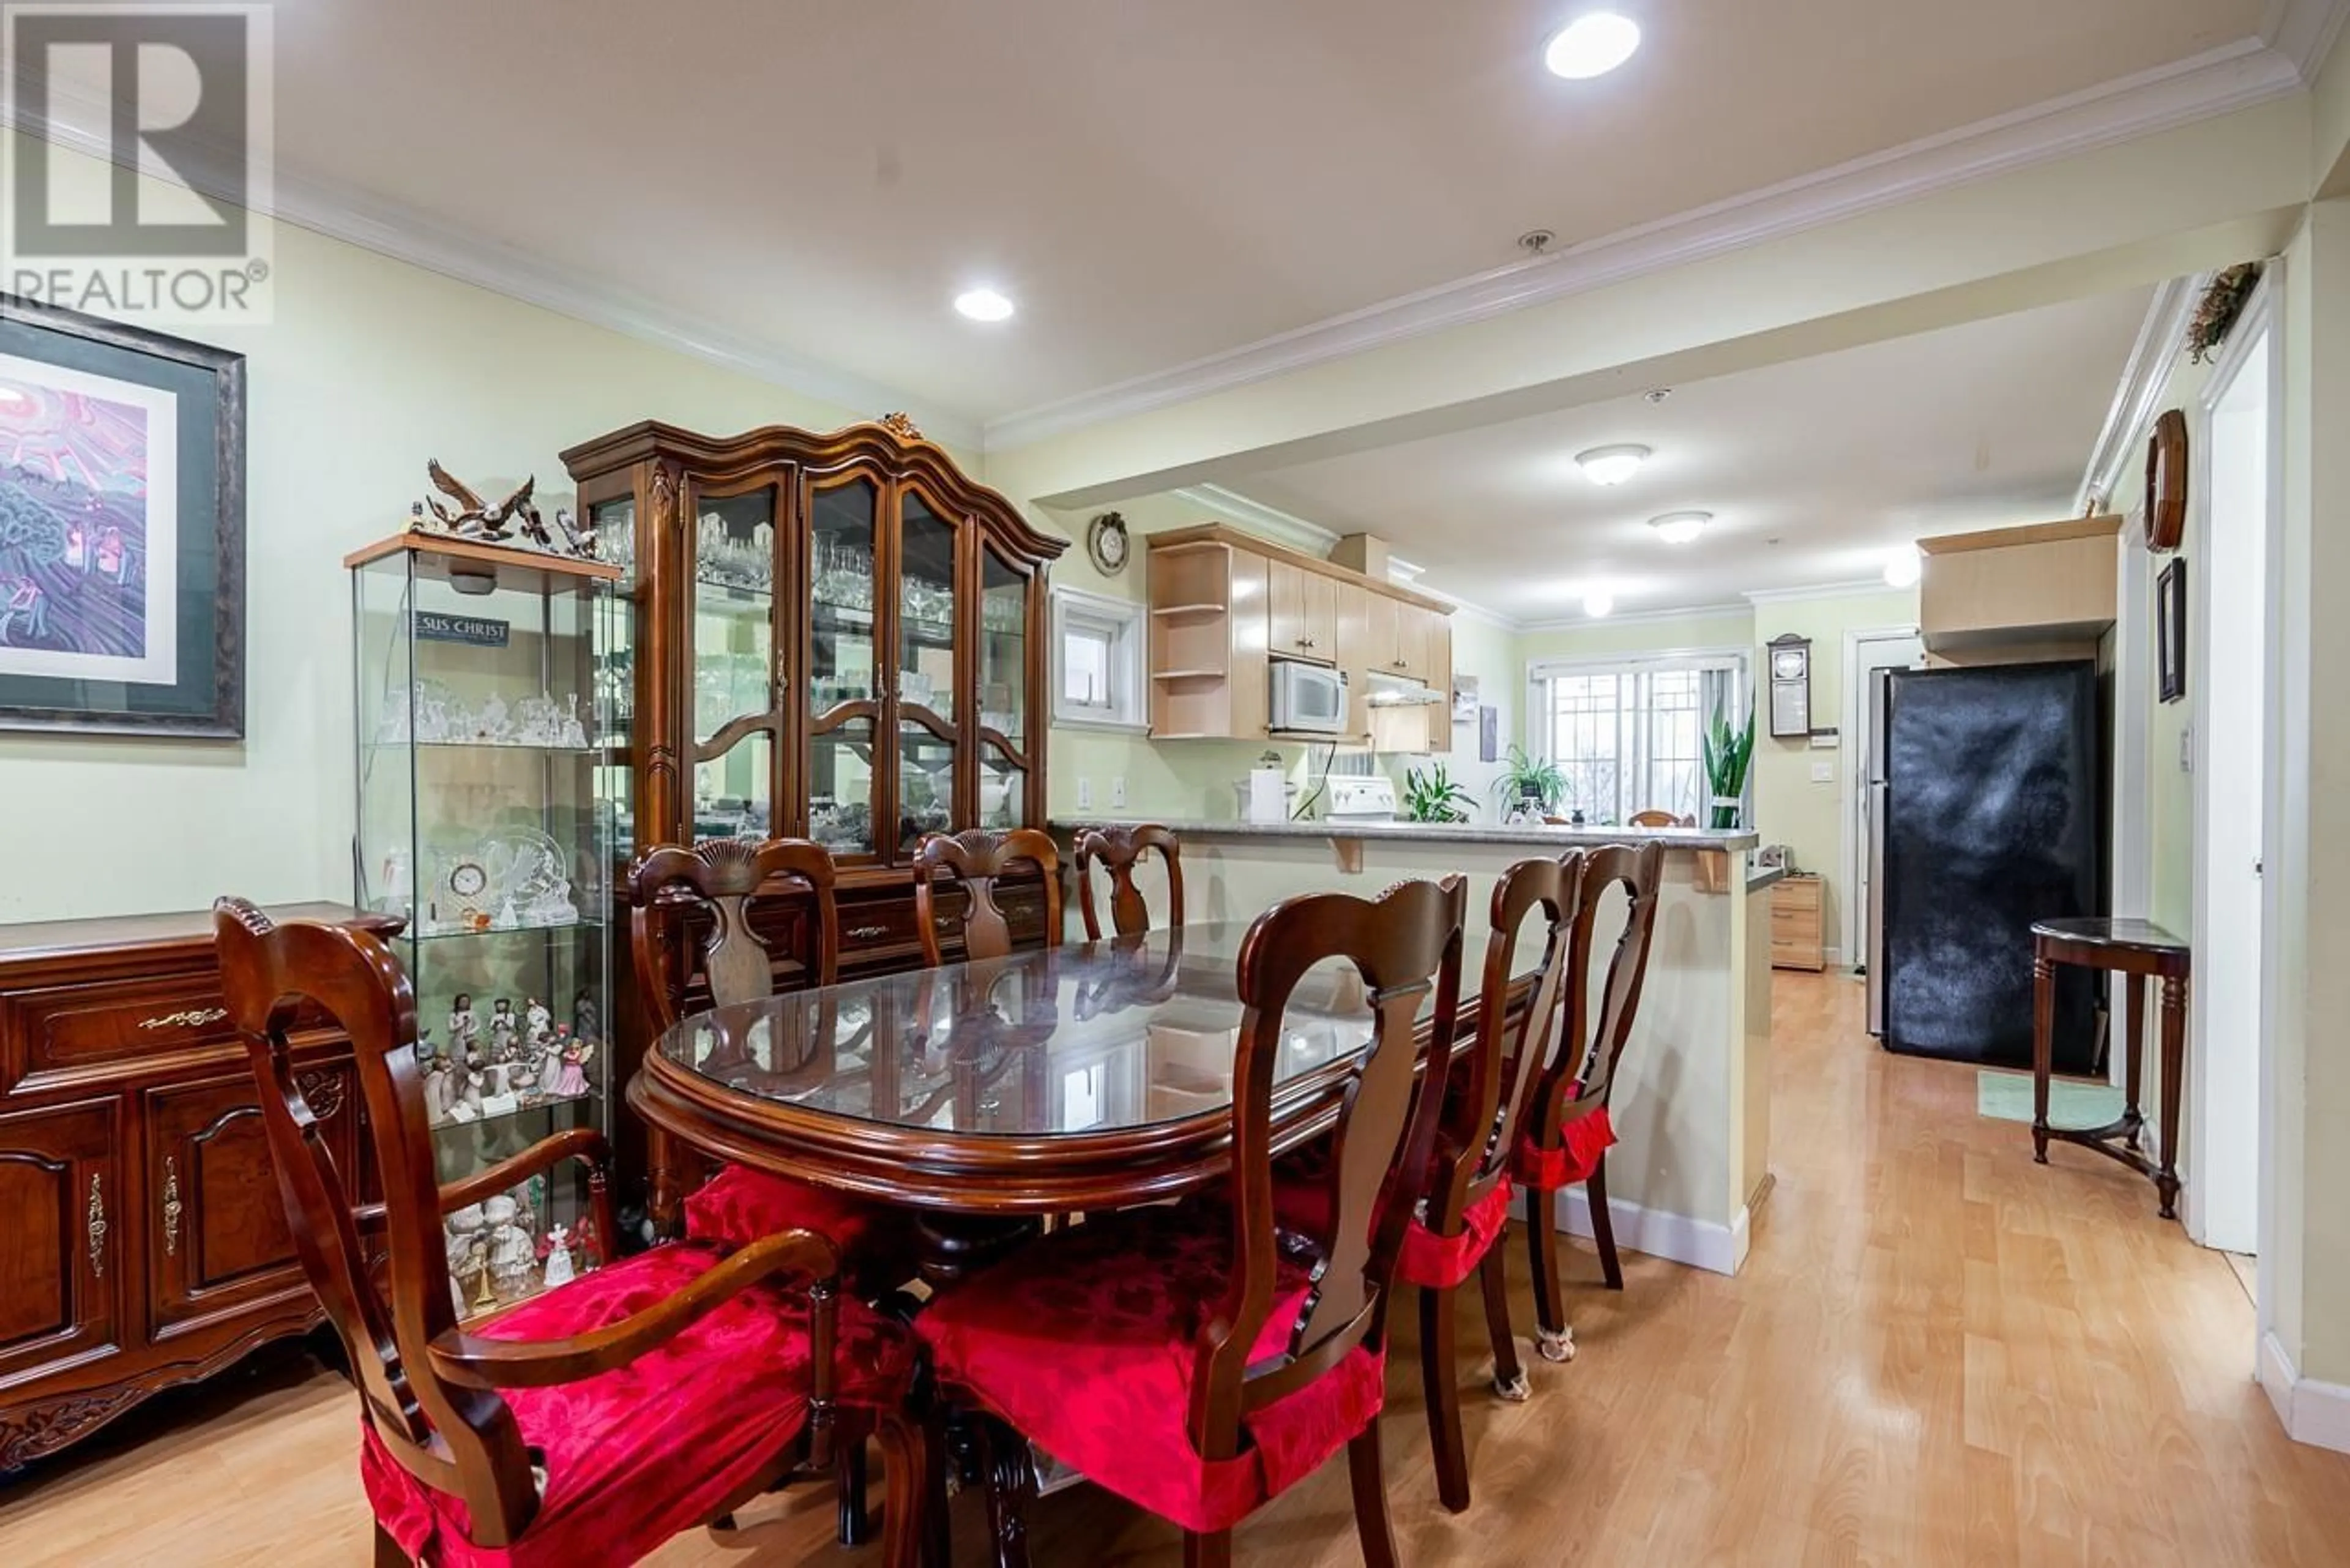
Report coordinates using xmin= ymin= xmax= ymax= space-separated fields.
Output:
xmin=2259 ymin=1331 xmax=2350 ymax=1453
xmin=1517 ymin=1187 xmax=1750 ymax=1277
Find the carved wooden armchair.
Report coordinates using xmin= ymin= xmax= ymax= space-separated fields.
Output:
xmin=909 ymin=827 xmax=1063 ymax=969
xmin=916 ymin=877 xmax=1467 ymax=1568
xmin=212 ymin=898 xmax=925 ymax=1567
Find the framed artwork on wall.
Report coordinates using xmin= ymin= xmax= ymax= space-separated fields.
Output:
xmin=0 ymin=294 xmax=245 ymax=737
xmin=2157 ymin=557 xmax=2187 ymax=703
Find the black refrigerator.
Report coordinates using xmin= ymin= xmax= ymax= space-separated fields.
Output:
xmin=1869 ymin=660 xmax=2106 ymax=1071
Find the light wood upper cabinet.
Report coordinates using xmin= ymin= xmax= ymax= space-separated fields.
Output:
xmin=1267 ymin=558 xmax=1337 ymax=665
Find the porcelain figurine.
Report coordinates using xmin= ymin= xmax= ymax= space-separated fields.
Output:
xmin=487 ymin=998 xmax=518 ymax=1058
xmin=539 ymin=1225 xmax=575 ymax=1289
xmin=447 ymin=993 xmax=477 ymax=1056
xmin=483 ymin=1195 xmax=537 ymax=1302
xmin=572 ymin=991 xmax=600 ymax=1048
xmin=524 ymin=996 xmax=551 ymax=1046
xmin=552 ymin=1029 xmax=592 ymax=1098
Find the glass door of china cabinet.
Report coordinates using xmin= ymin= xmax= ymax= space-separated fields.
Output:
xmin=977 ymin=544 xmax=1034 ymax=829
xmin=889 ymin=484 xmax=966 ymax=856
xmin=806 ymin=471 xmax=885 ymax=862
xmin=688 ymin=480 xmax=784 ymax=843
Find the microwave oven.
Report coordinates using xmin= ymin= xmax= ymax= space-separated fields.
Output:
xmin=1270 ymin=660 xmax=1348 ymax=734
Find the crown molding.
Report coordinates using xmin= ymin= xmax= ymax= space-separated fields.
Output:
xmin=1741 ymin=580 xmax=1904 ymax=605
xmin=1166 ymin=483 xmax=1341 ymax=553
xmin=2077 ymin=271 xmax=2206 ymax=514
xmin=1 ymin=70 xmax=981 ymax=451
xmin=983 ymin=36 xmax=2302 ymax=454
xmin=1520 ymin=599 xmax=1756 ymax=633
xmin=2269 ymin=0 xmax=2350 ymax=80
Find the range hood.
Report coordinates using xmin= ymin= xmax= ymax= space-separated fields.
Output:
xmin=1363 ymin=670 xmax=1443 ymax=707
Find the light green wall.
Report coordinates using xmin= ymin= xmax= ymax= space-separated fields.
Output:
xmin=2135 ymin=356 xmax=2215 ymax=941
xmin=0 ymin=133 xmax=886 ymax=924
xmin=1751 ymin=589 xmax=1921 ymax=956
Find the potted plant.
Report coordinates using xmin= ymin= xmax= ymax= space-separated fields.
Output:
xmin=1403 ymin=762 xmax=1472 ymax=823
xmin=1494 ymin=744 xmax=1569 ymax=817
xmin=1695 ymin=706 xmax=1756 ymax=892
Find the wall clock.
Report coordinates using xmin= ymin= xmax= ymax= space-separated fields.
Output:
xmin=2145 ymin=408 xmax=2187 ymax=552
xmin=1086 ymin=511 xmax=1130 ymax=575
xmin=1767 ymin=634 xmax=1812 ymax=739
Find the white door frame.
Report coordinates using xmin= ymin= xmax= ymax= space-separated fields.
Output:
xmin=2111 ymin=512 xmax=2153 ymax=1089
xmin=2184 ymin=269 xmax=2285 ymax=1263
xmin=1838 ymin=624 xmax=1922 ymax=968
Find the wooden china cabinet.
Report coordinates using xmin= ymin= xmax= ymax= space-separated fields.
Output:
xmin=561 ymin=416 xmax=1063 ymax=1090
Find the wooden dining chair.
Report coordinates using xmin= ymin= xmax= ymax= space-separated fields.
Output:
xmin=916 ymin=876 xmax=1468 ymax=1568
xmin=628 ymin=837 xmax=920 ymax=1545
xmin=911 ymin=826 xmax=1063 ymax=968
xmin=1628 ymin=808 xmax=1692 ymax=827
xmin=1513 ymin=840 xmax=1666 ymax=1362
xmin=1073 ymin=822 xmax=1185 ymax=939
xmin=211 ymin=898 xmax=927 ymax=1568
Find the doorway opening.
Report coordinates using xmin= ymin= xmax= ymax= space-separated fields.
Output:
xmin=1842 ymin=625 xmax=1923 ymax=997
xmin=2188 ymin=296 xmax=2275 ymax=1264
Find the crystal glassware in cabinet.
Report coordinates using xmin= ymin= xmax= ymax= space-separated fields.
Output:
xmin=349 ymin=533 xmax=626 ymax=1313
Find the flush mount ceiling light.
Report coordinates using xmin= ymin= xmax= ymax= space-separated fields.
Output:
xmin=953 ymin=286 xmax=1015 ymax=322
xmin=1883 ymin=544 xmax=1923 ymax=588
xmin=1545 ymin=12 xmax=1642 ymax=78
xmin=1649 ymin=510 xmax=1710 ymax=545
xmin=1583 ymin=587 xmax=1616 ymax=618
xmin=1575 ymin=444 xmax=1651 ymax=486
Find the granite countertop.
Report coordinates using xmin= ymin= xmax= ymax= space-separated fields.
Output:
xmin=1050 ymin=817 xmax=1760 ymax=853
xmin=1745 ymin=864 xmax=1789 ymax=894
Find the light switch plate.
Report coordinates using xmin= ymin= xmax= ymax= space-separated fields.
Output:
xmin=1111 ymin=777 xmax=1127 ymax=808
xmin=1810 ymin=760 xmax=1835 ymax=783
xmin=1076 ymin=777 xmax=1094 ymax=808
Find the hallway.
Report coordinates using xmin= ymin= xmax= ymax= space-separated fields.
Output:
xmin=2 ymin=973 xmax=2341 ymax=1564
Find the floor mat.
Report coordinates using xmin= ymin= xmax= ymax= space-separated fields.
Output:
xmin=1977 ymin=1069 xmax=2124 ymax=1130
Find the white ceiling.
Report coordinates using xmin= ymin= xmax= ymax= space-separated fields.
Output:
xmin=271 ymin=0 xmax=2261 ymax=428
xmin=1228 ymin=286 xmax=2155 ymax=622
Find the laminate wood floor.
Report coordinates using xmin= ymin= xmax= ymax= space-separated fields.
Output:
xmin=4 ymin=973 xmax=2344 ymax=1565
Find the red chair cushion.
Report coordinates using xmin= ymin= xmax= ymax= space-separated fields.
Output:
xmin=1264 ymin=1155 xmax=1513 ymax=1293
xmin=685 ymin=1164 xmax=914 ymax=1280
xmin=359 ymin=1241 xmax=913 ymax=1568
xmin=916 ymin=1205 xmax=1387 ymax=1536
xmin=1511 ymin=1105 xmax=1617 ymax=1191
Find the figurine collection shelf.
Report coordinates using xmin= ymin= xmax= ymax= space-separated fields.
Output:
xmin=347 ymin=532 xmax=627 ymax=1313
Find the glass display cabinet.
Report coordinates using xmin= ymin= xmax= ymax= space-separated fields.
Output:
xmin=349 ymin=532 xmax=626 ymax=1314
xmin=561 ymin=414 xmax=1065 ymax=972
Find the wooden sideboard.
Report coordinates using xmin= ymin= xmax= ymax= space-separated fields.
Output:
xmin=0 ymin=902 xmax=395 ymax=1471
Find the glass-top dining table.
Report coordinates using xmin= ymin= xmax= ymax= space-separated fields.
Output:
xmin=627 ymin=920 xmax=1537 ymax=1281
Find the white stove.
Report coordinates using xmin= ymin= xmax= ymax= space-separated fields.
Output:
xmin=1323 ymin=776 xmax=1398 ymax=822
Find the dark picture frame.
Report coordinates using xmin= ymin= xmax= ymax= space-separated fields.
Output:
xmin=0 ymin=294 xmax=245 ymax=737
xmin=2157 ymin=557 xmax=2187 ymax=703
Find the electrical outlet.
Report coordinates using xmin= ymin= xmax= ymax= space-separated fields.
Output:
xmin=1810 ymin=760 xmax=1835 ymax=783
xmin=2180 ymin=726 xmax=2193 ymax=772
xmin=1111 ymin=776 xmax=1127 ymax=808
xmin=1076 ymin=777 xmax=1094 ymax=809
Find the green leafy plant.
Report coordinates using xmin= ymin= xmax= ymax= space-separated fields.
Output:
xmin=1701 ymin=706 xmax=1756 ymax=831
xmin=1403 ymin=762 xmax=1472 ymax=823
xmin=1493 ymin=744 xmax=1569 ymax=814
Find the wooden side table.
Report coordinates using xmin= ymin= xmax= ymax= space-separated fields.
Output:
xmin=2030 ymin=917 xmax=2191 ymax=1219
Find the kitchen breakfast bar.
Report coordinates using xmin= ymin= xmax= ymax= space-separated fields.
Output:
xmin=1050 ymin=819 xmax=1777 ymax=1276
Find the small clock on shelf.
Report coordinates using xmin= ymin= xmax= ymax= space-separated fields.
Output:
xmin=1768 ymin=634 xmax=1812 ymax=739
xmin=1086 ymin=511 xmax=1130 ymax=575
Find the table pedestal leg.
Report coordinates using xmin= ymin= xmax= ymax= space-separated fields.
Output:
xmin=2122 ymin=976 xmax=2147 ymax=1151
xmin=2156 ymin=974 xmax=2189 ymax=1220
xmin=913 ymin=1212 xmax=1043 ymax=1289
xmin=2031 ymin=954 xmax=2056 ymax=1164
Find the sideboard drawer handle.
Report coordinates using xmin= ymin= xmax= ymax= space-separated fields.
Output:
xmin=139 ymin=1007 xmax=228 ymax=1031
xmin=86 ymin=1173 xmax=106 ymax=1277
xmin=847 ymin=924 xmax=890 ymax=941
xmin=162 ymin=1156 xmax=182 ymax=1257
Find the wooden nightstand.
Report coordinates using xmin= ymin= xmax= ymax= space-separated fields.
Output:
xmin=1769 ymin=874 xmax=1825 ymax=971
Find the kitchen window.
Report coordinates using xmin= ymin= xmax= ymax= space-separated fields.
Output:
xmin=1527 ymin=650 xmax=1749 ymax=824
xmin=1051 ymin=586 xmax=1145 ymax=731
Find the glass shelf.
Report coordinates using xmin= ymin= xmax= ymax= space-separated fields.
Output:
xmin=367 ymin=741 xmax=604 ymax=756
xmin=430 ymin=1086 xmax=601 ymax=1137
xmin=400 ymin=919 xmax=606 ymax=945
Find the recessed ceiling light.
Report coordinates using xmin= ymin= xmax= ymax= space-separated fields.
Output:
xmin=1575 ymin=444 xmax=1651 ymax=486
xmin=1545 ymin=12 xmax=1641 ymax=80
xmin=1649 ymin=510 xmax=1710 ymax=545
xmin=1583 ymin=588 xmax=1616 ymax=618
xmin=1884 ymin=544 xmax=1923 ymax=588
xmin=954 ymin=287 xmax=1015 ymax=322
